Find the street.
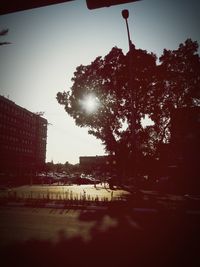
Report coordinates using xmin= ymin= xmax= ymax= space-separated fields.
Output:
xmin=0 ymin=206 xmax=97 ymax=247
xmin=0 ymin=203 xmax=200 ymax=267
xmin=1 ymin=185 xmax=200 ymax=267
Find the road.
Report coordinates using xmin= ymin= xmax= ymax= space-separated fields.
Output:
xmin=0 ymin=205 xmax=120 ymax=248
xmin=0 ymin=206 xmax=94 ymax=247
xmin=0 ymin=185 xmax=200 ymax=267
xmin=0 ymin=205 xmax=200 ymax=267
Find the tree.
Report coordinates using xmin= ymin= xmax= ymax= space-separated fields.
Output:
xmin=151 ymin=39 xmax=200 ymax=145
xmin=0 ymin=28 xmax=10 ymax=46
xmin=57 ymin=39 xmax=200 ymax=180
xmin=45 ymin=161 xmax=77 ymax=174
xmin=57 ymin=46 xmax=157 ymax=178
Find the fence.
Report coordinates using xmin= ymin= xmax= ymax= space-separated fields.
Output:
xmin=0 ymin=188 xmax=126 ymax=208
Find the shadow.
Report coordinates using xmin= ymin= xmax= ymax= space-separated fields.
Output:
xmin=1 ymin=209 xmax=200 ymax=267
xmin=79 ymin=209 xmax=106 ymax=221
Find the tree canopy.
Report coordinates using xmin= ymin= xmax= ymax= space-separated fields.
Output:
xmin=57 ymin=39 xmax=200 ymax=175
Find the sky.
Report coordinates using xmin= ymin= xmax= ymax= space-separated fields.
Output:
xmin=0 ymin=0 xmax=200 ymax=164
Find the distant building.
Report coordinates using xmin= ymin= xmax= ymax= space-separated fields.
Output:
xmin=170 ymin=106 xmax=200 ymax=191
xmin=155 ymin=107 xmax=199 ymax=192
xmin=79 ymin=155 xmax=116 ymax=173
xmin=169 ymin=106 xmax=200 ymax=168
xmin=157 ymin=106 xmax=200 ymax=167
xmin=0 ymin=95 xmax=47 ymax=178
xmin=170 ymin=106 xmax=200 ymax=150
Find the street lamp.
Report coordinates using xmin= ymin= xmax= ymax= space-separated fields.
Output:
xmin=121 ymin=9 xmax=137 ymax=177
xmin=122 ymin=9 xmax=132 ymax=50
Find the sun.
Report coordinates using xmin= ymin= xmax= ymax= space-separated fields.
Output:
xmin=85 ymin=96 xmax=97 ymax=112
xmin=80 ymin=94 xmax=99 ymax=114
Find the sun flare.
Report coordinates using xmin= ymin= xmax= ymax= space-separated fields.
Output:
xmin=80 ymin=94 xmax=99 ymax=114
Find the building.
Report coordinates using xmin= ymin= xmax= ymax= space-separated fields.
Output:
xmin=0 ymin=96 xmax=47 ymax=179
xmin=155 ymin=107 xmax=200 ymax=192
xmin=170 ymin=106 xmax=200 ymax=170
xmin=79 ymin=155 xmax=116 ymax=174
xmin=170 ymin=106 xmax=200 ymax=149
xmin=170 ymin=107 xmax=200 ymax=191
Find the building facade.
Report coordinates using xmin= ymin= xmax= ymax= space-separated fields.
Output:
xmin=79 ymin=155 xmax=116 ymax=174
xmin=170 ymin=107 xmax=200 ymax=191
xmin=0 ymin=96 xmax=47 ymax=177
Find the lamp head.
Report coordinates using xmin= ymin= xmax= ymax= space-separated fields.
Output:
xmin=122 ymin=9 xmax=129 ymax=19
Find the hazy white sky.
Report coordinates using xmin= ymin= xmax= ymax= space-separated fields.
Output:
xmin=0 ymin=0 xmax=200 ymax=164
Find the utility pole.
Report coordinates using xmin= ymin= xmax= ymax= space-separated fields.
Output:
xmin=122 ymin=9 xmax=137 ymax=180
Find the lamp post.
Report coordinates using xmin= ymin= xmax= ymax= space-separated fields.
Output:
xmin=122 ymin=9 xmax=137 ymax=178
xmin=122 ymin=9 xmax=132 ymax=50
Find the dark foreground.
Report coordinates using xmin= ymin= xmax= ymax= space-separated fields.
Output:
xmin=0 ymin=205 xmax=200 ymax=267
